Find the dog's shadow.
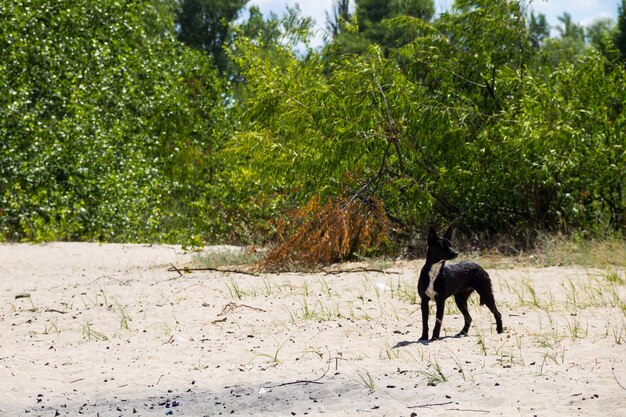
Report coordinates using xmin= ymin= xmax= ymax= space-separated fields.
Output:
xmin=393 ymin=334 xmax=466 ymax=348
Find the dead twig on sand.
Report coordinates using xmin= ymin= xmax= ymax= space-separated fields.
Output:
xmin=322 ymin=267 xmax=399 ymax=275
xmin=169 ymin=264 xmax=184 ymax=277
xmin=44 ymin=308 xmax=68 ymax=314
xmin=218 ymin=302 xmax=266 ymax=316
xmin=261 ymin=358 xmax=331 ymax=389
xmin=407 ymin=401 xmax=454 ymax=409
xmin=613 ymin=359 xmax=626 ymax=391
xmin=168 ymin=264 xmax=259 ymax=276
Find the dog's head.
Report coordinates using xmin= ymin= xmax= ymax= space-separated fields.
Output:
xmin=427 ymin=226 xmax=458 ymax=262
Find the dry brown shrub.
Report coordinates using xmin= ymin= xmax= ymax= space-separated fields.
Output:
xmin=262 ymin=195 xmax=392 ymax=271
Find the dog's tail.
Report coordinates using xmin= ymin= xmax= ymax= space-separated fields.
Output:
xmin=476 ymin=269 xmax=495 ymax=306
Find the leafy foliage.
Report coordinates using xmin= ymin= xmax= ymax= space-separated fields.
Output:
xmin=616 ymin=0 xmax=626 ymax=59
xmin=0 ymin=0 xmax=227 ymax=242
xmin=0 ymin=0 xmax=623 ymax=255
xmin=176 ymin=0 xmax=249 ymax=75
xmin=328 ymin=0 xmax=435 ymax=55
xmin=232 ymin=0 xmax=625 ymax=253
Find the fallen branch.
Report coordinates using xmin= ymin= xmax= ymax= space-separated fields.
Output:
xmin=218 ymin=302 xmax=266 ymax=316
xmin=261 ymin=359 xmax=331 ymax=389
xmin=169 ymin=264 xmax=184 ymax=277
xmin=445 ymin=408 xmax=490 ymax=414
xmin=168 ymin=264 xmax=259 ymax=276
xmin=44 ymin=309 xmax=68 ymax=314
xmin=408 ymin=401 xmax=454 ymax=409
xmin=322 ymin=267 xmax=399 ymax=275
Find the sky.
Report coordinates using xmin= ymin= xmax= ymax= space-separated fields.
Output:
xmin=247 ymin=0 xmax=621 ymax=46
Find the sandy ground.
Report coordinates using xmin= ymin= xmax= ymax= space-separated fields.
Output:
xmin=1 ymin=242 xmax=625 ymax=417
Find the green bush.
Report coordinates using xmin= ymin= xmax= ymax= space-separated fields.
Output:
xmin=1 ymin=0 xmax=623 ymax=251
xmin=0 ymin=0 xmax=228 ymax=242
xmin=229 ymin=0 xmax=625 ymax=249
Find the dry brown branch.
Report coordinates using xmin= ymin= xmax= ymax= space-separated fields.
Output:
xmin=261 ymin=355 xmax=331 ymax=389
xmin=407 ymin=401 xmax=454 ymax=409
xmin=262 ymin=196 xmax=391 ymax=271
xmin=218 ymin=302 xmax=267 ymax=316
xmin=322 ymin=267 xmax=399 ymax=275
xmin=44 ymin=309 xmax=68 ymax=314
xmin=168 ymin=265 xmax=259 ymax=276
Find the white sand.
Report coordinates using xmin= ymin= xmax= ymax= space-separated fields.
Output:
xmin=1 ymin=242 xmax=625 ymax=416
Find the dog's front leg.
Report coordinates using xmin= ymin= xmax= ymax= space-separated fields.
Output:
xmin=431 ymin=299 xmax=445 ymax=340
xmin=419 ymin=298 xmax=430 ymax=340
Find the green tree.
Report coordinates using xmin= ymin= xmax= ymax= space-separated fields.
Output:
xmin=242 ymin=4 xmax=313 ymax=48
xmin=329 ymin=0 xmax=435 ymax=54
xmin=497 ymin=50 xmax=625 ymax=231
xmin=615 ymin=0 xmax=626 ymax=58
xmin=528 ymin=11 xmax=549 ymax=49
xmin=556 ymin=12 xmax=586 ymax=53
xmin=0 ymin=0 xmax=228 ymax=242
xmin=538 ymin=12 xmax=587 ymax=67
xmin=176 ymin=0 xmax=248 ymax=75
xmin=586 ymin=17 xmax=617 ymax=56
xmin=326 ymin=0 xmax=352 ymax=37
xmin=233 ymin=0 xmax=625 ymax=254
xmin=232 ymin=0 xmax=535 ymax=237
xmin=240 ymin=6 xmax=281 ymax=45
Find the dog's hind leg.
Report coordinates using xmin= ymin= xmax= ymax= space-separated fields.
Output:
xmin=487 ymin=301 xmax=504 ymax=334
xmin=475 ymin=272 xmax=504 ymax=334
xmin=477 ymin=289 xmax=504 ymax=334
xmin=454 ymin=290 xmax=473 ymax=336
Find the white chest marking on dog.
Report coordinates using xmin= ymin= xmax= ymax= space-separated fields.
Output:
xmin=426 ymin=262 xmax=443 ymax=301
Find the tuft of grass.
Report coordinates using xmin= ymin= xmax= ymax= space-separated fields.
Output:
xmin=253 ymin=337 xmax=288 ymax=365
xmin=81 ymin=321 xmax=108 ymax=341
xmin=292 ymin=297 xmax=344 ymax=322
xmin=563 ymin=313 xmax=588 ymax=340
xmin=475 ymin=326 xmax=488 ymax=356
xmin=380 ymin=341 xmax=401 ymax=360
xmin=533 ymin=234 xmax=626 ymax=268
xmin=418 ymin=356 xmax=448 ymax=386
xmin=449 ymin=352 xmax=472 ymax=382
xmin=465 ymin=234 xmax=626 ymax=269
xmin=320 ymin=277 xmax=333 ymax=298
xmin=521 ymin=279 xmax=541 ymax=307
xmin=115 ymin=302 xmax=132 ymax=330
xmin=354 ymin=370 xmax=376 ymax=393
xmin=605 ymin=268 xmax=625 ymax=285
xmin=81 ymin=288 xmax=111 ymax=309
xmin=391 ymin=277 xmax=418 ymax=304
xmin=299 ymin=346 xmax=325 ymax=361
xmin=226 ymin=279 xmax=245 ymax=300
xmin=604 ymin=318 xmax=625 ymax=345
xmin=194 ymin=247 xmax=262 ymax=269
xmin=260 ymin=277 xmax=275 ymax=297
xmin=44 ymin=319 xmax=61 ymax=335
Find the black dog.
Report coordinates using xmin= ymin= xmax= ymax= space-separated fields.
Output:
xmin=418 ymin=227 xmax=503 ymax=341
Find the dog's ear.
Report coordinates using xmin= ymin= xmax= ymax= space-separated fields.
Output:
xmin=443 ymin=226 xmax=453 ymax=240
xmin=428 ymin=226 xmax=438 ymax=243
